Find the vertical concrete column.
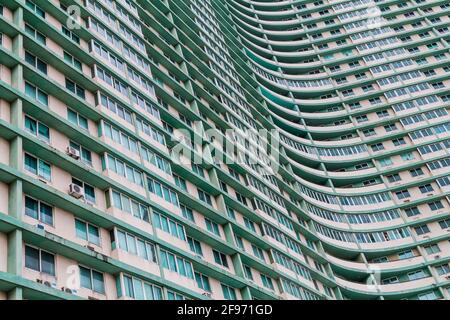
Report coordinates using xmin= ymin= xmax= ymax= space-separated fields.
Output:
xmin=6 ymin=6 xmax=25 ymax=300
xmin=222 ymin=223 xmax=252 ymax=299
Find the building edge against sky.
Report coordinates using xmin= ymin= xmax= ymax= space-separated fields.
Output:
xmin=0 ymin=0 xmax=448 ymax=300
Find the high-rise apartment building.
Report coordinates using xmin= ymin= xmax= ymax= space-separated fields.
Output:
xmin=0 ymin=0 xmax=448 ymax=301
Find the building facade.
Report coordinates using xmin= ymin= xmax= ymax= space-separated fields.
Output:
xmin=0 ymin=0 xmax=448 ymax=300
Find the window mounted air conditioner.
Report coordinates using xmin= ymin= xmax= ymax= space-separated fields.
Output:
xmin=67 ymin=146 xmax=80 ymax=160
xmin=62 ymin=287 xmax=77 ymax=294
xmin=202 ymin=292 xmax=212 ymax=298
xmin=69 ymin=183 xmax=84 ymax=199
xmin=37 ymin=279 xmax=57 ymax=289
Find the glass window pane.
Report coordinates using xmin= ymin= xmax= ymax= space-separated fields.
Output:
xmin=25 ymin=246 xmax=40 ymax=271
xmin=39 ymin=203 xmax=53 ymax=225
xmin=75 ymin=219 xmax=88 ymax=240
xmin=24 ymin=154 xmax=38 ymax=175
xmin=123 ymin=275 xmax=134 ymax=298
xmin=88 ymin=225 xmax=100 ymax=246
xmin=92 ymin=270 xmax=105 ymax=294
xmin=117 ymin=230 xmax=127 ymax=251
xmin=25 ymin=197 xmax=39 ymax=220
xmin=79 ymin=266 xmax=92 ymax=290
xmin=126 ymin=234 xmax=137 ymax=255
xmin=40 ymin=251 xmax=55 ymax=276
xmin=143 ymin=283 xmax=154 ymax=300
xmin=132 ymin=278 xmax=144 ymax=300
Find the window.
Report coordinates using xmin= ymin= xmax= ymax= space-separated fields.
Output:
xmin=382 ymin=276 xmax=399 ymax=284
xmin=408 ymin=270 xmax=426 ymax=280
xmin=79 ymin=266 xmax=105 ymax=294
xmin=379 ymin=158 xmax=393 ymax=167
xmin=439 ymin=219 xmax=450 ymax=229
xmin=198 ymin=188 xmax=213 ymax=206
xmin=24 ymin=115 xmax=50 ymax=142
xmin=105 ymin=154 xmax=143 ymax=186
xmin=387 ymin=174 xmax=401 ymax=183
xmin=234 ymin=235 xmax=244 ymax=250
xmin=205 ymin=218 xmax=220 ymax=237
xmin=252 ymin=244 xmax=265 ymax=262
xmin=173 ymin=174 xmax=187 ymax=191
xmin=180 ymin=205 xmax=195 ymax=222
xmin=167 ymin=291 xmax=188 ymax=300
xmin=70 ymin=141 xmax=92 ymax=165
xmin=409 ymin=168 xmax=424 ymax=177
xmin=66 ymin=78 xmax=85 ymax=99
xmin=147 ymin=178 xmax=179 ymax=206
xmin=195 ymin=272 xmax=211 ymax=292
xmin=25 ymin=196 xmax=53 ymax=226
xmin=75 ymin=219 xmax=100 ymax=246
xmin=25 ymin=51 xmax=47 ymax=74
xmin=26 ymin=0 xmax=45 ymax=18
xmin=24 ymin=153 xmax=51 ymax=181
xmin=414 ymin=225 xmax=430 ymax=235
xmin=116 ymin=229 xmax=157 ymax=262
xmin=25 ymin=245 xmax=55 ymax=276
xmin=110 ymin=190 xmax=150 ymax=222
xmin=418 ymin=291 xmax=438 ymax=300
xmin=63 ymin=51 xmax=82 ymax=70
xmin=159 ymin=249 xmax=194 ymax=279
xmin=221 ymin=284 xmax=237 ymax=300
xmin=103 ymin=122 xmax=138 ymax=154
xmin=213 ymin=249 xmax=228 ymax=268
xmin=401 ymin=153 xmax=415 ymax=161
xmin=72 ymin=178 xmax=95 ymax=204
xmin=429 ymin=201 xmax=444 ymax=211
xmin=25 ymin=24 xmax=46 ymax=44
xmin=371 ymin=143 xmax=384 ymax=152
xmin=396 ymin=190 xmax=411 ymax=200
xmin=260 ymin=273 xmax=274 ymax=290
xmin=153 ymin=212 xmax=186 ymax=241
xmin=68 ymin=108 xmax=88 ymax=130
xmin=226 ymin=206 xmax=236 ymax=220
xmin=25 ymin=82 xmax=48 ymax=105
xmin=398 ymin=250 xmax=414 ymax=260
xmin=243 ymin=265 xmax=253 ymax=280
xmin=405 ymin=207 xmax=420 ymax=217
xmin=424 ymin=244 xmax=440 ymax=255
xmin=62 ymin=26 xmax=80 ymax=44
xmin=141 ymin=147 xmax=171 ymax=174
xmin=435 ymin=264 xmax=450 ymax=276
xmin=192 ymin=164 xmax=205 ymax=178
xmin=392 ymin=138 xmax=406 ymax=146
xmin=122 ymin=275 xmax=163 ymax=300
xmin=187 ymin=237 xmax=203 ymax=256
xmin=419 ymin=184 xmax=434 ymax=194
xmin=384 ymin=124 xmax=397 ymax=132
xmin=243 ymin=217 xmax=256 ymax=232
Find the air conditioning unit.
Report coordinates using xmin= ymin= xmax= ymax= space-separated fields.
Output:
xmin=202 ymin=292 xmax=212 ymax=298
xmin=69 ymin=183 xmax=84 ymax=199
xmin=38 ymin=279 xmax=56 ymax=288
xmin=36 ymin=224 xmax=45 ymax=230
xmin=434 ymin=255 xmax=441 ymax=260
xmin=61 ymin=287 xmax=77 ymax=294
xmin=86 ymin=245 xmax=96 ymax=252
xmin=67 ymin=146 xmax=80 ymax=160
